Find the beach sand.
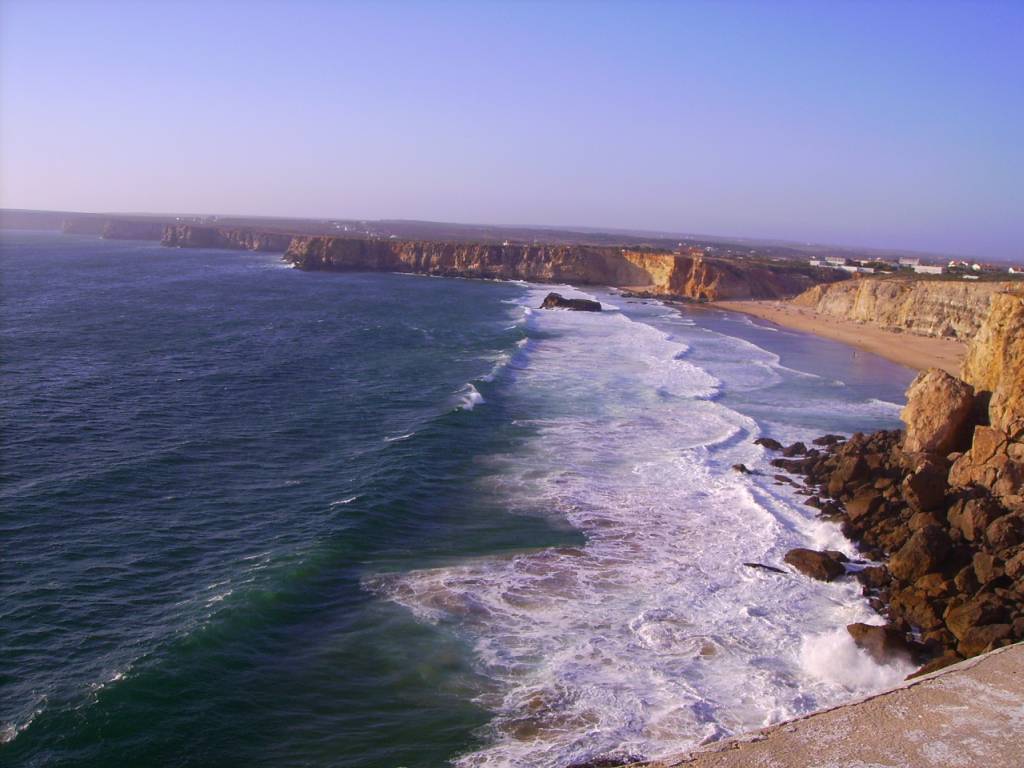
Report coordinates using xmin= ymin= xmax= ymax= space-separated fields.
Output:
xmin=713 ymin=299 xmax=966 ymax=375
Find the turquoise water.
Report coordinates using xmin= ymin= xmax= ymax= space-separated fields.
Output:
xmin=1 ymin=232 xmax=914 ymax=767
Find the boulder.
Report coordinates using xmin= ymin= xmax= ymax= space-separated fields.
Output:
xmin=539 ymin=293 xmax=601 ymax=312
xmin=947 ymin=494 xmax=1005 ymax=542
xmin=828 ymin=456 xmax=867 ymax=496
xmin=953 ymin=564 xmax=980 ymax=594
xmin=973 ymin=552 xmax=1004 ymax=584
xmin=943 ymin=593 xmax=1010 ymax=641
xmin=1005 ymin=550 xmax=1024 ymax=581
xmin=907 ymin=651 xmax=962 ymax=679
xmin=845 ymin=489 xmax=884 ymax=522
xmin=783 ymin=548 xmax=847 ymax=582
xmin=889 ymin=587 xmax=944 ymax=630
xmin=754 ymin=437 xmax=783 ymax=451
xmin=812 ymin=434 xmax=846 ymax=447
xmin=986 ymin=513 xmax=1024 ymax=552
xmin=846 ymin=623 xmax=911 ymax=664
xmin=782 ymin=441 xmax=807 ymax=457
xmin=900 ymin=369 xmax=975 ymax=455
xmin=957 ymin=623 xmax=1013 ymax=657
xmin=901 ymin=462 xmax=948 ymax=512
xmin=888 ymin=525 xmax=951 ymax=583
xmin=856 ymin=565 xmax=889 ymax=589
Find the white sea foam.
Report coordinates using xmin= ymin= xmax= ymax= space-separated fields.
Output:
xmin=384 ymin=432 xmax=416 ymax=443
xmin=371 ymin=285 xmax=908 ymax=767
xmin=454 ymin=383 xmax=485 ymax=411
xmin=329 ymin=495 xmax=360 ymax=506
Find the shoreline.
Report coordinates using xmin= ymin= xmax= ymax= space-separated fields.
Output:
xmin=711 ymin=298 xmax=966 ymax=375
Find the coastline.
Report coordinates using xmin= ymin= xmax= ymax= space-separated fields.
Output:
xmin=711 ymin=299 xmax=966 ymax=375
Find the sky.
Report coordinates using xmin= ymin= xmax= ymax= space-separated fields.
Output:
xmin=1 ymin=0 xmax=1022 ymax=259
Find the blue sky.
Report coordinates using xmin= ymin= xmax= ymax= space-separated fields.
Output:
xmin=1 ymin=0 xmax=1021 ymax=258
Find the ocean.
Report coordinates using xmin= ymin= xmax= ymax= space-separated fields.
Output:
xmin=1 ymin=231 xmax=916 ymax=767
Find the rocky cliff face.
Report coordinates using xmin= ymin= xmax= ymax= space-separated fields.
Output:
xmin=101 ymin=220 xmax=164 ymax=240
xmin=162 ymin=225 xmax=293 ymax=252
xmin=793 ymin=278 xmax=1017 ymax=340
xmin=61 ymin=218 xmax=107 ymax=236
xmin=284 ymin=236 xmax=837 ymax=300
xmin=763 ymin=287 xmax=1024 ymax=674
xmin=960 ymin=290 xmax=1024 ymax=435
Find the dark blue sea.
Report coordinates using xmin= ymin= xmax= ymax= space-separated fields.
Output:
xmin=1 ymin=231 xmax=915 ymax=767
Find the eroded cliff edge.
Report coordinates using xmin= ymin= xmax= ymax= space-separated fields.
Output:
xmin=766 ymin=286 xmax=1024 ymax=675
xmin=793 ymin=277 xmax=1019 ymax=339
xmin=283 ymin=236 xmax=841 ymax=300
xmin=162 ymin=225 xmax=293 ymax=252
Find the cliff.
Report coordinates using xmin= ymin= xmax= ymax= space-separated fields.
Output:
xmin=161 ymin=225 xmax=293 ymax=252
xmin=761 ymin=285 xmax=1023 ymax=679
xmin=792 ymin=278 xmax=1018 ymax=340
xmin=61 ymin=217 xmax=107 ymax=236
xmin=283 ymin=236 xmax=839 ymax=300
xmin=960 ymin=289 xmax=1024 ymax=435
xmin=101 ymin=220 xmax=164 ymax=240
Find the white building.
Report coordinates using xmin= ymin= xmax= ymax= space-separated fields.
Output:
xmin=913 ymin=264 xmax=944 ymax=275
xmin=899 ymin=257 xmax=921 ymax=267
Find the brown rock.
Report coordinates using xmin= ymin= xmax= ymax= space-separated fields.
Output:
xmin=986 ymin=513 xmax=1024 ymax=552
xmin=783 ymin=548 xmax=846 ymax=582
xmin=960 ymin=289 xmax=1024 ymax=434
xmin=901 ymin=463 xmax=948 ymax=512
xmin=890 ymin=587 xmax=944 ymax=630
xmin=828 ymin=456 xmax=867 ymax=496
xmin=1005 ymin=550 xmax=1024 ymax=580
xmin=973 ymin=552 xmax=1004 ymax=584
xmin=754 ymin=437 xmax=783 ymax=451
xmin=900 ymin=369 xmax=975 ymax=455
xmin=812 ymin=434 xmax=846 ymax=447
xmin=944 ymin=594 xmax=1010 ymax=641
xmin=856 ymin=565 xmax=889 ymax=589
xmin=914 ymin=572 xmax=954 ymax=599
xmin=957 ymin=623 xmax=1013 ymax=657
xmin=888 ymin=525 xmax=951 ymax=583
xmin=539 ymin=293 xmax=602 ymax=312
xmin=846 ymin=623 xmax=911 ymax=664
xmin=906 ymin=651 xmax=962 ymax=679
xmin=782 ymin=441 xmax=807 ymax=457
xmin=953 ymin=564 xmax=980 ymax=594
xmin=908 ymin=511 xmax=943 ymax=531
xmin=846 ymin=490 xmax=884 ymax=522
xmin=947 ymin=495 xmax=1005 ymax=542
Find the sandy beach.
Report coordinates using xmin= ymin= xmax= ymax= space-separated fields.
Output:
xmin=713 ymin=299 xmax=966 ymax=375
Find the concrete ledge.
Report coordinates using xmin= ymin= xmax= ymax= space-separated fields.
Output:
xmin=654 ymin=642 xmax=1024 ymax=768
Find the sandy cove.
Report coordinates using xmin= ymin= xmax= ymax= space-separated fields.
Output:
xmin=712 ymin=299 xmax=966 ymax=375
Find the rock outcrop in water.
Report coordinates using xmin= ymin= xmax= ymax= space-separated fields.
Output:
xmin=283 ymin=236 xmax=841 ymax=300
xmin=793 ymin=277 xmax=1019 ymax=340
xmin=540 ymin=293 xmax=602 ymax=311
xmin=770 ymin=287 xmax=1024 ymax=675
xmin=162 ymin=225 xmax=293 ymax=252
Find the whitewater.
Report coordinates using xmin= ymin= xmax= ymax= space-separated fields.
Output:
xmin=371 ymin=285 xmax=915 ymax=767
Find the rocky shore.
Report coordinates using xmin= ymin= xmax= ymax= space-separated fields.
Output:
xmin=763 ymin=287 xmax=1023 ymax=676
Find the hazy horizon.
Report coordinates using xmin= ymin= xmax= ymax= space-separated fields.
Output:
xmin=1 ymin=0 xmax=1021 ymax=259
